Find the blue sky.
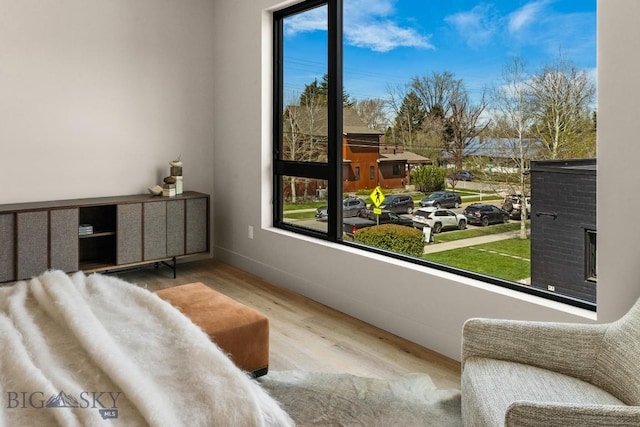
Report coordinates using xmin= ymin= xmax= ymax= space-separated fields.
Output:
xmin=282 ymin=0 xmax=596 ymax=103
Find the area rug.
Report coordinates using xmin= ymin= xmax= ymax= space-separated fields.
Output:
xmin=259 ymin=370 xmax=462 ymax=426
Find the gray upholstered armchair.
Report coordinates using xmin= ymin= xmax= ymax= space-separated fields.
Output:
xmin=461 ymin=298 xmax=640 ymax=426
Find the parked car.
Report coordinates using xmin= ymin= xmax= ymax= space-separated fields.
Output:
xmin=451 ymin=170 xmax=474 ymax=181
xmin=502 ymin=194 xmax=531 ymax=219
xmin=419 ymin=191 xmax=462 ymax=209
xmin=342 ymin=209 xmax=413 ymax=236
xmin=463 ymin=203 xmax=510 ymax=226
xmin=412 ymin=207 xmax=467 ymax=233
xmin=315 ymin=197 xmax=366 ymax=220
xmin=378 ymin=194 xmax=415 ymax=214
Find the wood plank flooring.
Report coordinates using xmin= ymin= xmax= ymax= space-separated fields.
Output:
xmin=115 ymin=258 xmax=462 ymax=389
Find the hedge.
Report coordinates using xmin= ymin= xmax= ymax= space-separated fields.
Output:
xmin=354 ymin=224 xmax=424 ymax=257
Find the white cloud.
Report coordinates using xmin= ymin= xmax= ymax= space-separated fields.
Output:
xmin=445 ymin=4 xmax=498 ymax=48
xmin=283 ymin=0 xmax=433 ymax=53
xmin=346 ymin=21 xmax=433 ymax=53
xmin=283 ymin=6 xmax=327 ymax=35
xmin=508 ymin=0 xmax=552 ymax=34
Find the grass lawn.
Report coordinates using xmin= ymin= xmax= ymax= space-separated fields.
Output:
xmin=433 ymin=222 xmax=528 ymax=243
xmin=423 ymin=238 xmax=531 ymax=282
xmin=283 ymin=201 xmax=326 ymax=211
xmin=284 ymin=211 xmax=316 ymax=219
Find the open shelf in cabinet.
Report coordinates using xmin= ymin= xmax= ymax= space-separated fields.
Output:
xmin=78 ymin=205 xmax=117 ymax=269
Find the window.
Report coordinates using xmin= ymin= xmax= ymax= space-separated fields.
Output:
xmin=274 ymin=0 xmax=596 ymax=310
xmin=273 ymin=0 xmax=339 ymax=237
xmin=586 ymin=229 xmax=597 ymax=282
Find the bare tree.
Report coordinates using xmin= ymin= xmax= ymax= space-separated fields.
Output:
xmin=447 ymin=88 xmax=489 ymax=171
xmin=282 ymin=89 xmax=329 ymax=202
xmin=410 ymin=72 xmax=488 ymax=170
xmin=411 ymin=71 xmax=461 ymax=116
xmin=490 ymin=57 xmax=535 ymax=239
xmin=352 ymin=98 xmax=388 ymax=131
xmin=528 ymin=56 xmax=596 ymax=159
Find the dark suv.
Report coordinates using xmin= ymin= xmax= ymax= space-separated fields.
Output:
xmin=378 ymin=194 xmax=415 ymax=214
xmin=419 ymin=191 xmax=462 ymax=208
xmin=315 ymin=197 xmax=366 ymax=220
xmin=463 ymin=203 xmax=509 ymax=226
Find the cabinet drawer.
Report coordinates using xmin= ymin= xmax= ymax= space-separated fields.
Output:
xmin=16 ymin=211 xmax=48 ymax=280
xmin=144 ymin=201 xmax=167 ymax=260
xmin=0 ymin=214 xmax=15 ymax=282
xmin=186 ymin=198 xmax=208 ymax=254
xmin=166 ymin=199 xmax=185 ymax=257
xmin=117 ymin=204 xmax=142 ymax=265
xmin=50 ymin=208 xmax=79 ymax=273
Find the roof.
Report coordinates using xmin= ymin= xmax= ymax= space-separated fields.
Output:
xmin=531 ymin=158 xmax=596 ymax=174
xmin=441 ymin=137 xmax=543 ymax=159
xmin=343 ymin=108 xmax=384 ymax=135
xmin=284 ymin=106 xmax=384 ymax=136
xmin=379 ymin=151 xmax=431 ymax=164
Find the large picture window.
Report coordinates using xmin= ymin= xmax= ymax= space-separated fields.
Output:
xmin=274 ymin=0 xmax=597 ymax=310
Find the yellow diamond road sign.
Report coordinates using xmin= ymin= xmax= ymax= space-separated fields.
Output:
xmin=370 ymin=186 xmax=385 ymax=208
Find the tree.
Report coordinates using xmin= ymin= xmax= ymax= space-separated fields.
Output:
xmin=410 ymin=72 xmax=488 ymax=170
xmin=490 ymin=56 xmax=536 ymax=239
xmin=352 ymin=98 xmax=388 ymax=131
xmin=282 ymin=100 xmax=327 ymax=201
xmin=389 ymin=90 xmax=425 ymax=147
xmin=528 ymin=56 xmax=596 ymax=159
xmin=410 ymin=165 xmax=446 ymax=193
xmin=299 ymin=79 xmax=326 ymax=107
xmin=300 ymin=74 xmax=354 ymax=107
xmin=386 ymin=84 xmax=424 ymax=148
xmin=446 ymin=87 xmax=489 ymax=171
xmin=411 ymin=71 xmax=460 ymax=116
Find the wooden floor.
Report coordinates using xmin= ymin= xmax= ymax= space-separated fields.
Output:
xmin=116 ymin=258 xmax=461 ymax=390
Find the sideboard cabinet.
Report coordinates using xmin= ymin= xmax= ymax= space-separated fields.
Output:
xmin=0 ymin=191 xmax=209 ymax=282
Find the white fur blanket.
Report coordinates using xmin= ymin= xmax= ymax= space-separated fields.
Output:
xmin=0 ymin=270 xmax=293 ymax=427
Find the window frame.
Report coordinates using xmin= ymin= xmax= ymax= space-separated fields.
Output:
xmin=272 ymin=0 xmax=595 ymax=312
xmin=273 ymin=0 xmax=343 ymax=241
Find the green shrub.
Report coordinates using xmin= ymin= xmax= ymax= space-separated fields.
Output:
xmin=411 ymin=166 xmax=446 ymax=193
xmin=354 ymin=224 xmax=424 ymax=257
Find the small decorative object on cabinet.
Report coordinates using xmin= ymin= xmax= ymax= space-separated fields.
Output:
xmin=0 ymin=191 xmax=209 ymax=282
xmin=170 ymin=157 xmax=184 ymax=195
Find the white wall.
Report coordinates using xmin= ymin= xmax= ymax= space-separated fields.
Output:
xmin=0 ymin=0 xmax=215 ymax=204
xmin=212 ymin=0 xmax=640 ymax=361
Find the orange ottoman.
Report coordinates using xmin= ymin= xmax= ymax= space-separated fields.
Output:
xmin=156 ymin=282 xmax=269 ymax=377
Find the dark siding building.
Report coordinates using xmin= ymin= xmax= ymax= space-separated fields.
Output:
xmin=530 ymin=159 xmax=596 ymax=303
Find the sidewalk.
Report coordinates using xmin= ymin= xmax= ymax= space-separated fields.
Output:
xmin=423 ymin=230 xmax=522 ymax=254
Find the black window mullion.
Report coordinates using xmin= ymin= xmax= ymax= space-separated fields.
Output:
xmin=272 ymin=9 xmax=284 ymax=226
xmin=326 ymin=0 xmax=343 ymax=241
xmin=275 ymin=161 xmax=329 ymax=180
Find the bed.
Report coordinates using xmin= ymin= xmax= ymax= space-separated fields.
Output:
xmin=0 ymin=270 xmax=293 ymax=426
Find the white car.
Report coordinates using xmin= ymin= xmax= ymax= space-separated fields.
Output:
xmin=412 ymin=207 xmax=467 ymax=233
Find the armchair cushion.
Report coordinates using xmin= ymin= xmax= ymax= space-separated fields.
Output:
xmin=462 ymin=318 xmax=607 ymax=383
xmin=462 ymin=357 xmax=624 ymax=426
xmin=505 ymin=402 xmax=640 ymax=427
